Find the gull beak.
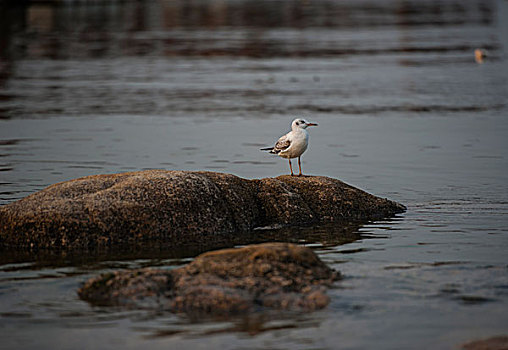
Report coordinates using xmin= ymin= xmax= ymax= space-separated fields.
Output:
xmin=306 ymin=122 xmax=318 ymax=127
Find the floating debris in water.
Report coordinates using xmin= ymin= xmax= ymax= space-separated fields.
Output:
xmin=474 ymin=48 xmax=488 ymax=64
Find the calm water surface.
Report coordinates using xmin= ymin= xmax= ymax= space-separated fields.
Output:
xmin=1 ymin=0 xmax=508 ymax=349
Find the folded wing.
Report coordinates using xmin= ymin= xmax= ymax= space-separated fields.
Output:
xmin=271 ymin=135 xmax=291 ymax=154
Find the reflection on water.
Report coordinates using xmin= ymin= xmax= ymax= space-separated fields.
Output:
xmin=0 ymin=221 xmax=362 ymax=268
xmin=2 ymin=0 xmax=499 ymax=60
xmin=0 ymin=0 xmax=508 ymax=349
xmin=0 ymin=0 xmax=504 ymax=122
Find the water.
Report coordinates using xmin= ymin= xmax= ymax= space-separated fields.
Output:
xmin=1 ymin=0 xmax=508 ymax=348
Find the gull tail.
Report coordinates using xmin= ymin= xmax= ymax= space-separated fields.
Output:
xmin=260 ymin=147 xmax=278 ymax=154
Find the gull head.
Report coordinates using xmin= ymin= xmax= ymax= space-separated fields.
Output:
xmin=291 ymin=118 xmax=318 ymax=130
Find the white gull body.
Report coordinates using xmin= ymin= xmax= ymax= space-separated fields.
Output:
xmin=261 ymin=118 xmax=318 ymax=176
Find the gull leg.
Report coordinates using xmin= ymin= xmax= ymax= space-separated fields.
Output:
xmin=298 ymin=156 xmax=303 ymax=176
xmin=288 ymin=159 xmax=294 ymax=176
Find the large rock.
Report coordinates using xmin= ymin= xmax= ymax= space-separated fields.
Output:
xmin=78 ymin=242 xmax=339 ymax=315
xmin=0 ymin=170 xmax=405 ymax=250
xmin=461 ymin=336 xmax=508 ymax=350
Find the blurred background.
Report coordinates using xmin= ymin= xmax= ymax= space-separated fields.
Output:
xmin=0 ymin=0 xmax=508 ymax=349
xmin=0 ymin=0 xmax=506 ymax=198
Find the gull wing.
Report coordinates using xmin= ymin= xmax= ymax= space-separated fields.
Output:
xmin=272 ymin=134 xmax=291 ymax=153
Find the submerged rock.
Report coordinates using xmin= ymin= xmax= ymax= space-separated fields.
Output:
xmin=0 ymin=170 xmax=405 ymax=250
xmin=78 ymin=242 xmax=339 ymax=315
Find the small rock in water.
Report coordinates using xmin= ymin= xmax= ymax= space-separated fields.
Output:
xmin=78 ymin=242 xmax=340 ymax=315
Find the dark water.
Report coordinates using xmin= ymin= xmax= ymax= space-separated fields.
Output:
xmin=1 ymin=0 xmax=508 ymax=348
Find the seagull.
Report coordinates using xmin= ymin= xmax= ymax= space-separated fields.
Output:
xmin=260 ymin=118 xmax=318 ymax=176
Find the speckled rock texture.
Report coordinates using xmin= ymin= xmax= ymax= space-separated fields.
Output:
xmin=461 ymin=336 xmax=508 ymax=350
xmin=0 ymin=170 xmax=405 ymax=250
xmin=78 ymin=243 xmax=339 ymax=315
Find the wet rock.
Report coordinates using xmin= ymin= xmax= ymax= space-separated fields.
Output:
xmin=0 ymin=170 xmax=405 ymax=250
xmin=78 ymin=242 xmax=339 ymax=315
xmin=258 ymin=175 xmax=403 ymax=224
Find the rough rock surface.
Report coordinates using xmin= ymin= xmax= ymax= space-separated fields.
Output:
xmin=461 ymin=336 xmax=508 ymax=350
xmin=0 ymin=170 xmax=405 ymax=250
xmin=78 ymin=242 xmax=339 ymax=315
